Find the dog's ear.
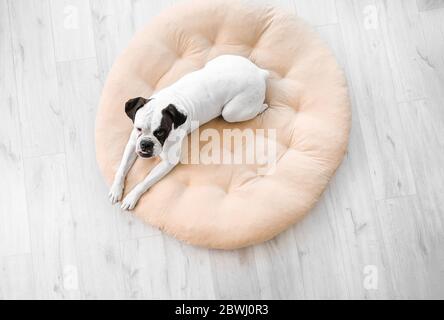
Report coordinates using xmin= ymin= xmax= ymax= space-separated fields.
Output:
xmin=125 ymin=97 xmax=148 ymax=122
xmin=162 ymin=104 xmax=187 ymax=129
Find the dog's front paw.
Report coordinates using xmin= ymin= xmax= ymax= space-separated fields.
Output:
xmin=109 ymin=181 xmax=124 ymax=204
xmin=121 ymin=191 xmax=141 ymax=211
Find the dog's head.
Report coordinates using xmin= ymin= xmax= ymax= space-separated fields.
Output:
xmin=125 ymin=97 xmax=187 ymax=158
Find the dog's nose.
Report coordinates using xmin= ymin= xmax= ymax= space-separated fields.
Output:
xmin=140 ymin=140 xmax=154 ymax=152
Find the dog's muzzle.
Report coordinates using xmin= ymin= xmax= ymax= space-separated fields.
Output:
xmin=138 ymin=139 xmax=154 ymax=158
xmin=138 ymin=151 xmax=153 ymax=158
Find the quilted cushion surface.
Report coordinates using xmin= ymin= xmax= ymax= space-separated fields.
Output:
xmin=95 ymin=0 xmax=351 ymax=249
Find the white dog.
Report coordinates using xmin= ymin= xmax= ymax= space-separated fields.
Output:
xmin=109 ymin=55 xmax=269 ymax=210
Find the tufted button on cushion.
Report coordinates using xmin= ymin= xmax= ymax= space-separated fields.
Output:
xmin=95 ymin=0 xmax=351 ymax=249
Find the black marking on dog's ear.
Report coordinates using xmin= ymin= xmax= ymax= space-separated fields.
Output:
xmin=153 ymin=104 xmax=187 ymax=146
xmin=162 ymin=104 xmax=187 ymax=129
xmin=125 ymin=97 xmax=149 ymax=122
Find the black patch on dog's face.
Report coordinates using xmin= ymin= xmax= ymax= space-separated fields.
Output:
xmin=125 ymin=97 xmax=150 ymax=122
xmin=153 ymin=104 xmax=187 ymax=145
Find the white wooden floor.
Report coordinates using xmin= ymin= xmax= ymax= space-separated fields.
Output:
xmin=1 ymin=0 xmax=444 ymax=300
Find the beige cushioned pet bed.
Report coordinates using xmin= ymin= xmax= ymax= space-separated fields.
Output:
xmin=96 ymin=0 xmax=351 ymax=249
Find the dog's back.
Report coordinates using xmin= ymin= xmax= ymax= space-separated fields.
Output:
xmin=156 ymin=54 xmax=269 ymax=125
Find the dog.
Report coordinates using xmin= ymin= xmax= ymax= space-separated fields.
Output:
xmin=109 ymin=55 xmax=269 ymax=210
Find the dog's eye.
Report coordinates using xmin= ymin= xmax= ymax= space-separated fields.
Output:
xmin=155 ymin=130 xmax=165 ymax=137
xmin=136 ymin=128 xmax=142 ymax=132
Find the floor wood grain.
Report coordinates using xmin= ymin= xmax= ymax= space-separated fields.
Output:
xmin=337 ymin=0 xmax=416 ymax=200
xmin=24 ymin=154 xmax=79 ymax=299
xmin=0 ymin=0 xmax=30 ymax=258
xmin=417 ymin=0 xmax=444 ymax=11
xmin=8 ymin=0 xmax=65 ymax=158
xmin=1 ymin=0 xmax=443 ymax=299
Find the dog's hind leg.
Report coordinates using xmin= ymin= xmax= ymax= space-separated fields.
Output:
xmin=259 ymin=103 xmax=269 ymax=114
xmin=221 ymin=89 xmax=267 ymax=123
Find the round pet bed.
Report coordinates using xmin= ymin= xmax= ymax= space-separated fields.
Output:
xmin=95 ymin=0 xmax=351 ymax=249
